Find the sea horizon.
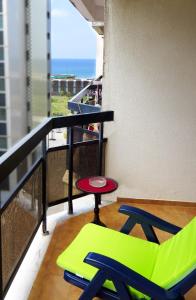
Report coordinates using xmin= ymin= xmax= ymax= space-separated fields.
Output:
xmin=51 ymin=58 xmax=96 ymax=79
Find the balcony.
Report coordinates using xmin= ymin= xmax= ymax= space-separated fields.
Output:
xmin=0 ymin=82 xmax=196 ymax=300
xmin=0 ymin=110 xmax=113 ymax=299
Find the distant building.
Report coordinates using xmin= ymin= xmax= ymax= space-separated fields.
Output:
xmin=0 ymin=0 xmax=50 ymax=156
xmin=51 ymin=78 xmax=92 ymax=96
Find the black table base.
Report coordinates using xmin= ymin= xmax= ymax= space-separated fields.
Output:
xmin=92 ymin=194 xmax=106 ymax=227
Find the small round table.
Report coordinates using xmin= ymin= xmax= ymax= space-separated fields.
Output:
xmin=76 ymin=177 xmax=118 ymax=227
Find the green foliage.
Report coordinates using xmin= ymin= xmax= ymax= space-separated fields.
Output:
xmin=50 ymin=95 xmax=71 ymax=116
xmin=60 ymin=90 xmax=66 ymax=96
xmin=65 ymin=91 xmax=72 ymax=97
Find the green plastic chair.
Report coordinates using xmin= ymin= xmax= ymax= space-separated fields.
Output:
xmin=57 ymin=205 xmax=196 ymax=300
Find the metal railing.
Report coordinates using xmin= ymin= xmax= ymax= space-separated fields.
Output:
xmin=0 ymin=110 xmax=114 ymax=299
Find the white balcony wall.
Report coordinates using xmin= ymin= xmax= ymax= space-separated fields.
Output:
xmin=103 ymin=0 xmax=196 ymax=202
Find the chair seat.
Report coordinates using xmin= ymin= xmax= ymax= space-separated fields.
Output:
xmin=57 ymin=224 xmax=158 ymax=299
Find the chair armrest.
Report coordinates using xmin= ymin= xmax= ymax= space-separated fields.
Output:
xmin=84 ymin=252 xmax=173 ymax=300
xmin=119 ymin=205 xmax=181 ymax=233
xmin=119 ymin=205 xmax=181 ymax=243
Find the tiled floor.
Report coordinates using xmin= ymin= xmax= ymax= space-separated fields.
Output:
xmin=5 ymin=194 xmax=109 ymax=300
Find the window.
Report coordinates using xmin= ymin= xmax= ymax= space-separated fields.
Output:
xmin=0 ymin=136 xmax=7 ymax=148
xmin=0 ymin=63 xmax=4 ymax=76
xmin=0 ymin=31 xmax=3 ymax=45
xmin=0 ymin=1 xmax=2 ymax=13
xmin=0 ymin=107 xmax=5 ymax=120
xmin=0 ymin=47 xmax=4 ymax=60
xmin=0 ymin=93 xmax=5 ymax=105
xmin=0 ymin=78 xmax=5 ymax=90
xmin=0 ymin=122 xmax=6 ymax=134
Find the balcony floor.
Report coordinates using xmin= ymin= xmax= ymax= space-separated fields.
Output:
xmin=29 ymin=199 xmax=196 ymax=300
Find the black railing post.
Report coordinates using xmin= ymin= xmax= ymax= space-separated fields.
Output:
xmin=98 ymin=122 xmax=104 ymax=176
xmin=68 ymin=127 xmax=73 ymax=214
xmin=98 ymin=122 xmax=104 ymax=205
xmin=0 ymin=212 xmax=3 ymax=299
xmin=42 ymin=137 xmax=49 ymax=235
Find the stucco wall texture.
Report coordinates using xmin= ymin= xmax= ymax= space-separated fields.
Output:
xmin=103 ymin=0 xmax=196 ymax=202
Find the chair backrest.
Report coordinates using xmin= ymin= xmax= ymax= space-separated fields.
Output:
xmin=151 ymin=217 xmax=196 ymax=289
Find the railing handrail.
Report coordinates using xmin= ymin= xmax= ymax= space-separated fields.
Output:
xmin=0 ymin=111 xmax=114 ymax=183
xmin=52 ymin=111 xmax=112 ymax=128
xmin=0 ymin=118 xmax=53 ymax=183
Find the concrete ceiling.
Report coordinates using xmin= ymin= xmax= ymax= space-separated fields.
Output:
xmin=95 ymin=0 xmax=104 ymax=7
xmin=70 ymin=0 xmax=104 ymax=22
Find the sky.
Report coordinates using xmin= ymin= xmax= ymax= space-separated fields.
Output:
xmin=51 ymin=0 xmax=97 ymax=59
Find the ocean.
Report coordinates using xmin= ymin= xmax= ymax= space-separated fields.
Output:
xmin=51 ymin=58 xmax=96 ymax=79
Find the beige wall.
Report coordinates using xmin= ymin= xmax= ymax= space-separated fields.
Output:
xmin=103 ymin=0 xmax=196 ymax=202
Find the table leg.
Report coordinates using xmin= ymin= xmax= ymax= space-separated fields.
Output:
xmin=92 ymin=194 xmax=106 ymax=227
